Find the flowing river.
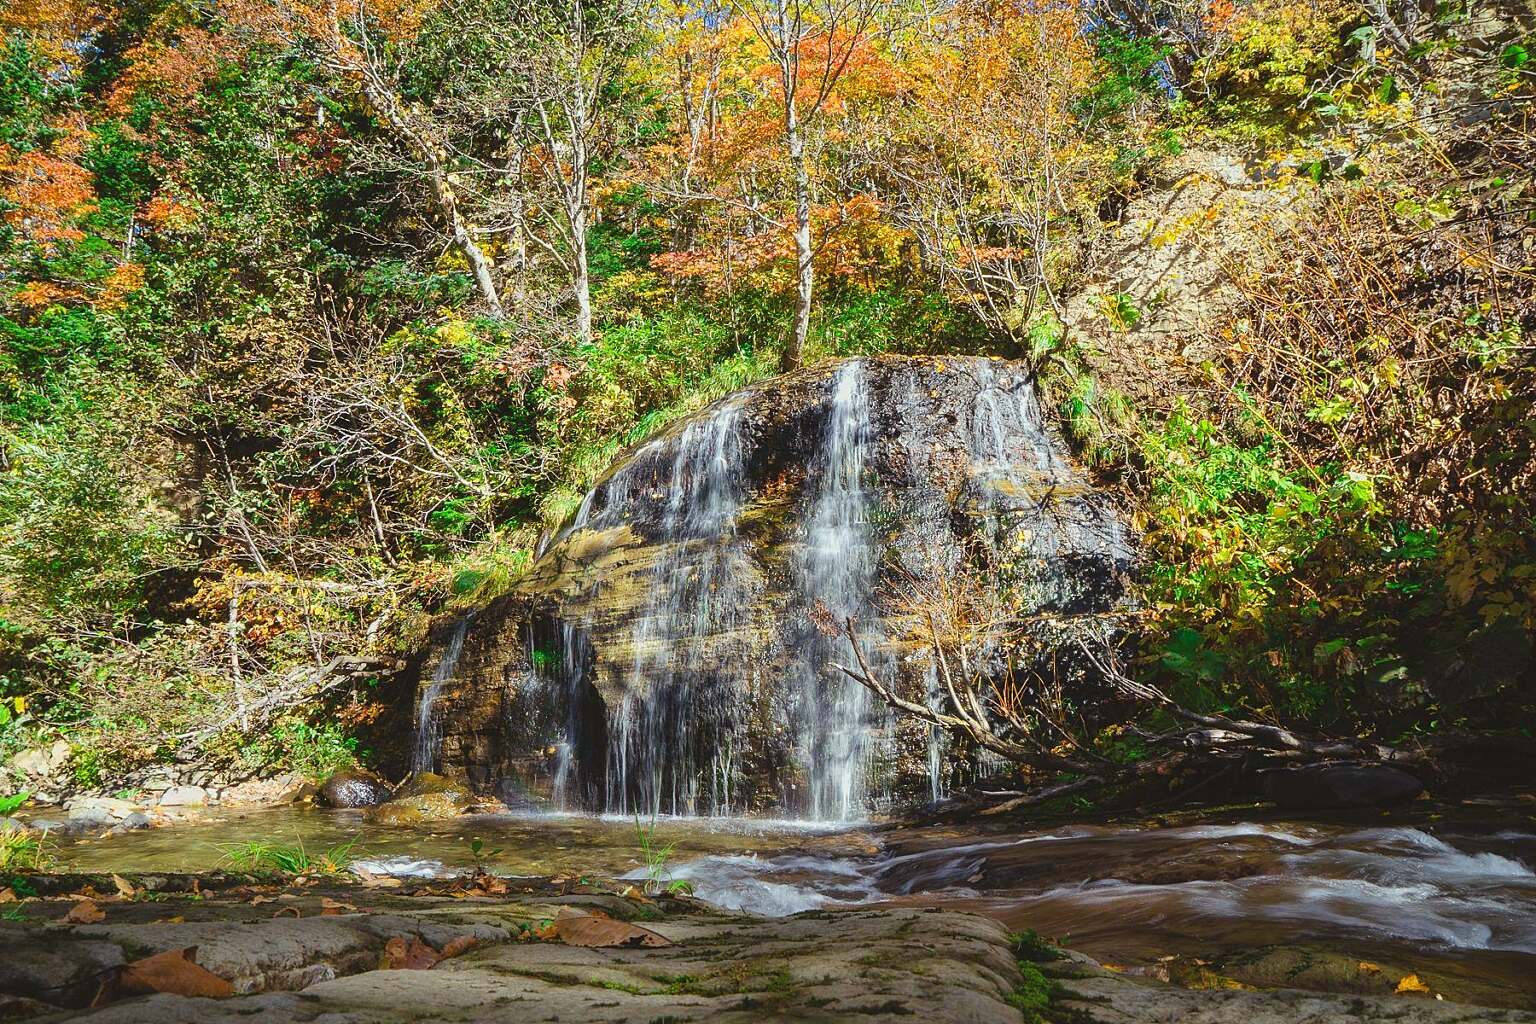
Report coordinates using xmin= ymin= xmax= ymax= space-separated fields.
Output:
xmin=41 ymin=804 xmax=1536 ymax=1009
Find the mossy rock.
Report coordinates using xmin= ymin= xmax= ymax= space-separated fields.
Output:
xmin=391 ymin=772 xmax=472 ymax=804
xmin=365 ymin=792 xmax=468 ymax=825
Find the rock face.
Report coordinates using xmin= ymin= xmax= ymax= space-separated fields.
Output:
xmin=415 ymin=356 xmax=1135 ymax=818
xmin=1263 ymin=763 xmax=1426 ymax=810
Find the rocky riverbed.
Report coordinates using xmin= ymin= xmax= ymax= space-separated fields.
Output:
xmin=3 ymin=872 xmax=1534 ymax=1023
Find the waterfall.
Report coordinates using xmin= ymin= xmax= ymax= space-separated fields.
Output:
xmin=793 ymin=361 xmax=884 ymax=821
xmin=587 ymin=401 xmax=752 ymax=817
xmin=413 ymin=614 xmax=471 ymax=774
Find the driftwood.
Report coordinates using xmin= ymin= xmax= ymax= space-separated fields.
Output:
xmin=833 ymin=616 xmax=1405 ymax=812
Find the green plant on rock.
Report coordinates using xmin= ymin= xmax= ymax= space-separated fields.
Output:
xmin=633 ymin=816 xmax=678 ymax=896
xmin=218 ymin=837 xmax=360 ymax=877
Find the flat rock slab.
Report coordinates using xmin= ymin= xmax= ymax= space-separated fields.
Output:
xmin=1044 ymin=953 xmax=1536 ymax=1024
xmin=55 ymin=904 xmax=1021 ymax=1023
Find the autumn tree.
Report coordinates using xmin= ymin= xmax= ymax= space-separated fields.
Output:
xmin=733 ymin=0 xmax=880 ymax=371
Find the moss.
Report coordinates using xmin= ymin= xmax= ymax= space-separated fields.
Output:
xmin=1007 ymin=961 xmax=1055 ymax=1020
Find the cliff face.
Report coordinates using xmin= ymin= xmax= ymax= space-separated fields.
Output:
xmin=416 ymin=355 xmax=1135 ymax=818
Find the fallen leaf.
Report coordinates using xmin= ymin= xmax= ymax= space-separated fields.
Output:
xmin=319 ymin=897 xmax=357 ymax=916
xmin=93 ymin=947 xmax=233 ymax=1006
xmin=1396 ymin=974 xmax=1431 ymax=995
xmin=151 ymin=916 xmax=186 ymax=924
xmin=273 ymin=906 xmax=301 ymax=918
xmin=552 ymin=908 xmax=671 ymax=948
xmin=111 ymin=874 xmax=138 ymax=899
xmin=0 ymin=889 xmax=16 ymax=905
xmin=1358 ymin=961 xmax=1381 ymax=974
xmin=66 ymin=900 xmax=105 ymax=924
xmin=356 ymin=875 xmax=403 ymax=889
xmin=436 ymin=935 xmax=478 ymax=960
xmin=381 ymin=936 xmax=440 ymax=970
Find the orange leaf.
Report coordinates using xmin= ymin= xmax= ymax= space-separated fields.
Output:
xmin=382 ymin=936 xmax=440 ymax=970
xmin=1396 ymin=974 xmax=1431 ymax=994
xmin=552 ymin=909 xmax=671 ymax=948
xmin=66 ymin=900 xmax=105 ymax=924
xmin=436 ymin=935 xmax=478 ymax=961
xmin=119 ymin=948 xmax=233 ymax=999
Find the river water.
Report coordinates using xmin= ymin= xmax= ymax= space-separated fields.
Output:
xmin=43 ymin=805 xmax=1536 ymax=1009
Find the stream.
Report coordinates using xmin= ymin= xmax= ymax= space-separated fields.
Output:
xmin=41 ymin=804 xmax=1536 ymax=1009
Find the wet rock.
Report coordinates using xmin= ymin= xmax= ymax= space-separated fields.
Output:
xmin=365 ymin=792 xmax=466 ymax=825
xmin=156 ymin=786 xmax=209 ymax=808
xmin=117 ymin=811 xmax=152 ymax=831
xmin=389 ymin=772 xmax=467 ymax=802
xmin=317 ymin=771 xmax=392 ymax=809
xmin=1263 ymin=763 xmax=1425 ymax=810
xmin=0 ymin=815 xmax=29 ymax=835
xmin=66 ymin=797 xmax=141 ymax=821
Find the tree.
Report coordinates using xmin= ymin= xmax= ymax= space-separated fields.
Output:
xmin=514 ymin=0 xmax=645 ymax=346
xmin=733 ymin=0 xmax=879 ymax=371
xmin=251 ymin=0 xmax=509 ymax=318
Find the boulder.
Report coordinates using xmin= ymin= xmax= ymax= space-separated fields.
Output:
xmin=7 ymin=739 xmax=70 ymax=781
xmin=317 ymin=771 xmax=392 ymax=809
xmin=390 ymin=772 xmax=470 ymax=804
xmin=1263 ymin=763 xmax=1425 ymax=810
xmin=157 ymin=785 xmax=209 ymax=808
xmin=66 ymin=797 xmax=140 ymax=822
xmin=117 ymin=811 xmax=152 ymax=830
xmin=365 ymin=792 xmax=467 ymax=825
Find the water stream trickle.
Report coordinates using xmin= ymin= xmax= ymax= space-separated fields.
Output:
xmin=413 ymin=614 xmax=472 ymax=774
xmin=793 ymin=361 xmax=885 ymax=821
xmin=605 ymin=400 xmax=753 ymax=817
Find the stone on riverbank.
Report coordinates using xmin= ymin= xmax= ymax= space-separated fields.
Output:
xmin=317 ymin=771 xmax=392 ymax=809
xmin=1263 ymin=762 xmax=1425 ymax=809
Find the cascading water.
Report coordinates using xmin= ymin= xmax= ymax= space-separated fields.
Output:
xmin=792 ymin=361 xmax=886 ymax=821
xmin=413 ymin=614 xmax=471 ymax=774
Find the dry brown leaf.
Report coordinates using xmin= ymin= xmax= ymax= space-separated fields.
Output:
xmin=0 ymin=889 xmax=16 ymax=905
xmin=357 ymin=875 xmax=403 ymax=889
xmin=111 ymin=874 xmax=138 ymax=899
xmin=66 ymin=899 xmax=105 ymax=924
xmin=436 ymin=935 xmax=478 ymax=960
xmin=122 ymin=948 xmax=234 ymax=998
xmin=381 ymin=936 xmax=440 ymax=970
xmin=272 ymin=906 xmax=301 ymax=918
xmin=553 ymin=908 xmax=671 ymax=949
xmin=1396 ymin=974 xmax=1431 ymax=995
xmin=1358 ymin=961 xmax=1381 ymax=974
xmin=319 ymin=897 xmax=357 ymax=916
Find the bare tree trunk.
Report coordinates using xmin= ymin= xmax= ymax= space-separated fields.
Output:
xmin=430 ymin=169 xmax=506 ymax=320
xmin=784 ymin=113 xmax=813 ymax=372
xmin=572 ymin=197 xmax=593 ymax=347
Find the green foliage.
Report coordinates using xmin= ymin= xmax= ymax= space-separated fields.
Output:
xmin=0 ymin=792 xmax=27 ymax=815
xmin=0 ymin=829 xmax=49 ymax=872
xmin=244 ymin=720 xmax=364 ymax=782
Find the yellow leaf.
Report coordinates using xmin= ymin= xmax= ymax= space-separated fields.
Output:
xmin=1396 ymin=974 xmax=1431 ymax=994
xmin=1357 ymin=961 xmax=1380 ymax=974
